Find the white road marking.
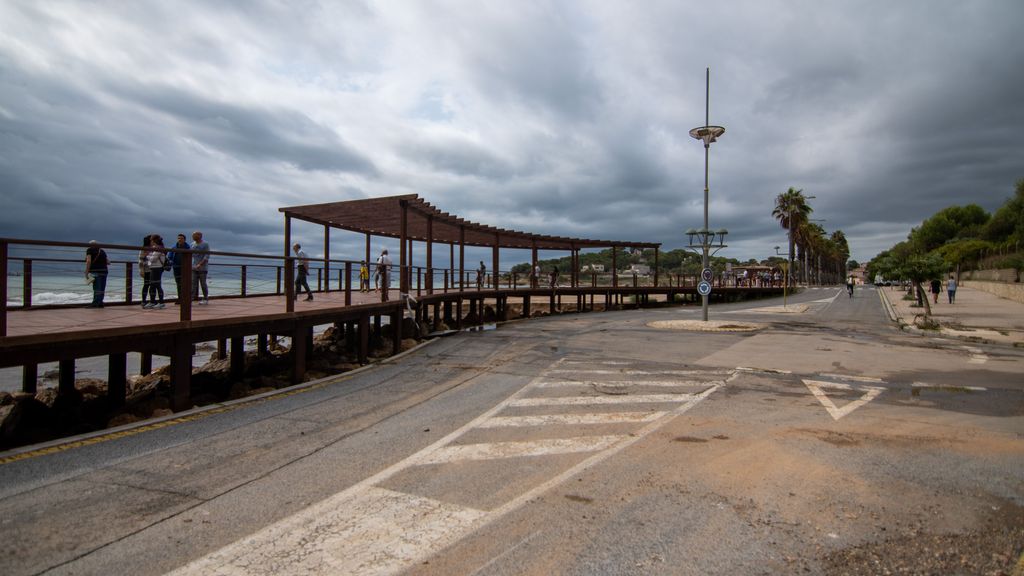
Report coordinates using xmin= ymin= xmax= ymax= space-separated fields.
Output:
xmin=419 ymin=436 xmax=624 ymax=464
xmin=803 ymin=379 xmax=884 ymax=420
xmin=560 ymin=360 xmax=636 ymax=366
xmin=736 ymin=366 xmax=792 ymax=374
xmin=476 ymin=412 xmax=665 ymax=427
xmin=963 ymin=346 xmax=988 ymax=364
xmin=818 ymin=373 xmax=884 ymax=383
xmin=510 ymin=393 xmax=702 ymax=407
xmin=167 ymin=487 xmax=486 ymax=576
xmin=912 ymin=382 xmax=987 ymax=391
xmin=547 ymin=369 xmax=728 ymax=376
xmin=538 ymin=379 xmax=723 ymax=388
xmin=170 ymin=360 xmax=724 ymax=576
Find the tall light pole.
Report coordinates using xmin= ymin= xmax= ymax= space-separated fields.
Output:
xmin=689 ymin=68 xmax=725 ymax=322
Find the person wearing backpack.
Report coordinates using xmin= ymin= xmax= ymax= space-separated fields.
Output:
xmin=84 ymin=240 xmax=109 ymax=308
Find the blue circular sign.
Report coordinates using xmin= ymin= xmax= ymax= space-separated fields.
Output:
xmin=697 ymin=281 xmax=712 ymax=296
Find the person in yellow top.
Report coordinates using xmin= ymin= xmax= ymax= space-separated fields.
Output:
xmin=359 ymin=261 xmax=370 ymax=292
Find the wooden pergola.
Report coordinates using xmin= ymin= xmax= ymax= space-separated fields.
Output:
xmin=280 ymin=194 xmax=661 ymax=293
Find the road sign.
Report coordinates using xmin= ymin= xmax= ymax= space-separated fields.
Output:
xmin=697 ymin=281 xmax=712 ymax=296
xmin=701 ymin=268 xmax=713 ymax=282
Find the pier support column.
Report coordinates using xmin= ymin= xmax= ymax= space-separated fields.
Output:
xmin=140 ymin=352 xmax=153 ymax=376
xmin=392 ymin=309 xmax=402 ymax=355
xmin=359 ymin=316 xmax=369 ymax=364
xmin=257 ymin=333 xmax=268 ymax=358
xmin=170 ymin=335 xmax=192 ymax=412
xmin=230 ymin=336 xmax=245 ymax=380
xmin=22 ymin=364 xmax=37 ymax=395
xmin=522 ymin=295 xmax=531 ymax=318
xmin=58 ymin=359 xmax=75 ymax=397
xmin=291 ymin=326 xmax=308 ymax=384
xmin=108 ymin=353 xmax=126 ymax=408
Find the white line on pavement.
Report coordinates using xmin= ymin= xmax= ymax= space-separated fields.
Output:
xmin=476 ymin=412 xmax=665 ymax=427
xmin=538 ymin=379 xmax=724 ymax=388
xmin=510 ymin=393 xmax=701 ymax=407
xmin=803 ymin=379 xmax=884 ymax=420
xmin=418 ymin=436 xmax=624 ymax=465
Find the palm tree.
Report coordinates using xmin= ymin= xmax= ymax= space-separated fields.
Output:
xmin=772 ymin=188 xmax=813 ymax=285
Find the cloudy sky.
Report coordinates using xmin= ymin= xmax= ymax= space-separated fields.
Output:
xmin=2 ymin=0 xmax=1022 ymax=266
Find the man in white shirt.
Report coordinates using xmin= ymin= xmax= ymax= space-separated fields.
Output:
xmin=378 ymin=249 xmax=392 ymax=302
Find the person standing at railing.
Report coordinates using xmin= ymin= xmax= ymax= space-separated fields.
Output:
xmin=191 ymin=231 xmax=210 ymax=305
xmin=550 ymin=266 xmax=558 ymax=289
xmin=378 ymin=249 xmax=391 ymax=302
xmin=84 ymin=240 xmax=109 ymax=308
xmin=146 ymin=235 xmax=167 ymax=309
xmin=167 ymin=233 xmax=189 ymax=301
xmin=292 ymin=243 xmax=313 ymax=301
xmin=139 ymin=235 xmax=153 ymax=308
xmin=359 ymin=261 xmax=370 ymax=292
xmin=476 ymin=261 xmax=486 ymax=289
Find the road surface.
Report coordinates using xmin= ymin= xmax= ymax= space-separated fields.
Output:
xmin=1 ymin=286 xmax=1021 ymax=575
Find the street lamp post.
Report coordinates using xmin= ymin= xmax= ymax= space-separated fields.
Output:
xmin=689 ymin=68 xmax=725 ymax=322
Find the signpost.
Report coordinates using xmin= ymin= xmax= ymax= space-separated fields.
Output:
xmin=697 ymin=281 xmax=712 ymax=297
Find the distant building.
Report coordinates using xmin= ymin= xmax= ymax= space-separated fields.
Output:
xmin=626 ymin=264 xmax=651 ymax=276
xmin=581 ymin=264 xmax=605 ymax=273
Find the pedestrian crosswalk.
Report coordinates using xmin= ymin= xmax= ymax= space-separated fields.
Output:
xmin=169 ymin=357 xmax=731 ymax=576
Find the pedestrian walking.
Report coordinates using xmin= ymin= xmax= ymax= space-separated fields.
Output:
xmin=191 ymin=231 xmax=210 ymax=304
xmin=146 ymin=235 xmax=167 ymax=309
xmin=378 ymin=249 xmax=392 ymax=301
xmin=84 ymin=240 xmax=108 ymax=308
xmin=550 ymin=266 xmax=558 ymax=289
xmin=947 ymin=274 xmax=957 ymax=304
xmin=293 ymin=243 xmax=313 ymax=301
xmin=138 ymin=235 xmax=152 ymax=307
xmin=930 ymin=278 xmax=941 ymax=304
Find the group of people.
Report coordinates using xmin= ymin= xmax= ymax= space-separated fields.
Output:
xmin=355 ymin=250 xmax=391 ymax=298
xmin=84 ymin=231 xmax=210 ymax=308
xmin=929 ymin=275 xmax=958 ymax=304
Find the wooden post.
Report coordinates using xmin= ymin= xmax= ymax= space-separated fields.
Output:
xmin=22 ymin=363 xmax=37 ymax=395
xmin=324 ymin=225 xmax=331 ymax=292
xmin=426 ymin=215 xmax=434 ymax=294
xmin=230 ymin=336 xmax=244 ymax=380
xmin=285 ymin=257 xmax=295 ymax=313
xmin=0 ymin=240 xmax=6 ymax=337
xmin=108 ymin=353 xmax=126 ymax=408
xmin=22 ymin=259 xmax=31 ymax=308
xmin=58 ymin=359 xmax=75 ymax=396
xmin=400 ymin=200 xmax=409 ymax=296
xmin=612 ymin=246 xmax=618 ymax=288
xmin=241 ymin=265 xmax=247 ymax=296
xmin=126 ymin=261 xmax=133 ymax=304
xmin=359 ymin=315 xmax=369 ymax=364
xmin=492 ymin=233 xmax=500 ymax=290
xmin=216 ymin=339 xmax=227 ymax=360
xmin=654 ymin=247 xmax=660 ymax=287
xmin=171 ymin=335 xmax=192 ymax=411
xmin=291 ymin=326 xmax=307 ymax=384
xmin=392 ymin=308 xmax=402 ymax=355
xmin=180 ymin=247 xmax=192 ymax=322
xmin=345 ymin=261 xmax=352 ymax=306
xmin=141 ymin=352 xmax=153 ymax=375
xmin=459 ymin=226 xmax=465 ymax=292
xmin=258 ymin=333 xmax=268 ymax=358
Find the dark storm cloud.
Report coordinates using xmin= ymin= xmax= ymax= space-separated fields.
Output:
xmin=123 ymin=83 xmax=377 ymax=175
xmin=2 ymin=1 xmax=1023 ymax=265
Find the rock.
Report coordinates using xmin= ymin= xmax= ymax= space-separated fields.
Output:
xmin=0 ymin=392 xmax=12 ymax=406
xmin=0 ymin=396 xmax=52 ymax=448
xmin=151 ymin=408 xmax=174 ymax=418
xmin=108 ymin=413 xmax=143 ymax=428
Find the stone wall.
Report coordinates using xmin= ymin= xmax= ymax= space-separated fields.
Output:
xmin=961 ymin=279 xmax=1024 ymax=305
xmin=961 ymin=268 xmax=1020 ymax=283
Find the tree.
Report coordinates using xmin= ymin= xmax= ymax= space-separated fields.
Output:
xmin=982 ymin=179 xmax=1024 ymax=249
xmin=910 ymin=204 xmax=990 ymax=253
xmin=899 ymin=253 xmax=946 ymax=318
xmin=772 ymin=187 xmax=812 ymax=284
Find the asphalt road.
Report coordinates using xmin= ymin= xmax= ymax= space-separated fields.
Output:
xmin=1 ymin=286 xmax=1021 ymax=575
